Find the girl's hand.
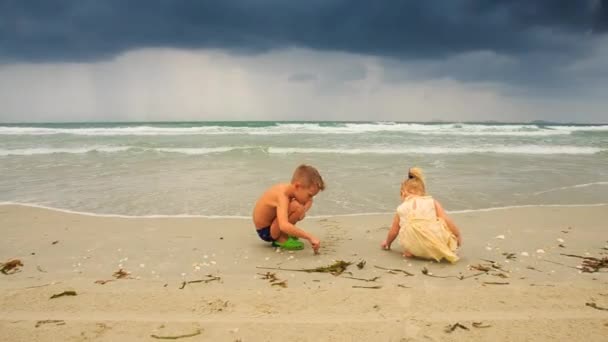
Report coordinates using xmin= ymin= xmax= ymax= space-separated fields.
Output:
xmin=381 ymin=240 xmax=391 ymax=250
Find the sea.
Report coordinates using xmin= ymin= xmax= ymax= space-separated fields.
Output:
xmin=0 ymin=121 xmax=607 ymax=218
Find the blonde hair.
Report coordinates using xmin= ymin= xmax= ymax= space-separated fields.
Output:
xmin=400 ymin=167 xmax=426 ymax=197
xmin=292 ymin=164 xmax=326 ymax=191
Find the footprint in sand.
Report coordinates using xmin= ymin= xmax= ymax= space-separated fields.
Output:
xmin=192 ymin=298 xmax=233 ymax=314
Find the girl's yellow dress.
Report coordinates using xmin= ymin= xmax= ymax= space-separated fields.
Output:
xmin=397 ymin=195 xmax=459 ymax=263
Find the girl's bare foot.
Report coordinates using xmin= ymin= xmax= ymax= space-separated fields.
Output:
xmin=402 ymin=251 xmax=414 ymax=258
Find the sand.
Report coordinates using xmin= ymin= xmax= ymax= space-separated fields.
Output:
xmin=1 ymin=204 xmax=607 ymax=341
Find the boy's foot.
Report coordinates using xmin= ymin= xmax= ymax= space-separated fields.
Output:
xmin=272 ymin=236 xmax=304 ymax=250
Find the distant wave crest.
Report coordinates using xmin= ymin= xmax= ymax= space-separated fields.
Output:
xmin=1 ymin=123 xmax=607 ymax=136
xmin=0 ymin=146 xmax=249 ymax=156
xmin=1 ymin=145 xmax=604 ymax=156
xmin=268 ymin=146 xmax=604 ymax=155
xmin=0 ymin=146 xmax=131 ymax=156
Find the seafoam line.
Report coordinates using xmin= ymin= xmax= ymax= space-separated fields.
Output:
xmin=532 ymin=182 xmax=608 ymax=195
xmin=1 ymin=201 xmax=606 ymax=219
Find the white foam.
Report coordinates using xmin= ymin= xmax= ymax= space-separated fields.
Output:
xmin=0 ymin=202 xmax=250 ymax=219
xmin=268 ymin=145 xmax=604 ymax=155
xmin=1 ymin=144 xmax=603 ymax=156
xmin=313 ymin=203 xmax=608 ymax=216
xmin=334 ymin=123 xmax=574 ymax=136
xmin=0 ymin=126 xmax=229 ymax=136
xmin=532 ymin=182 xmax=608 ymax=195
xmin=0 ymin=146 xmax=247 ymax=156
xmin=0 ymin=146 xmax=131 ymax=156
xmin=153 ymin=147 xmax=244 ymax=155
xmin=1 ymin=201 xmax=606 ymax=219
xmin=1 ymin=123 xmax=606 ymax=136
xmin=448 ymin=203 xmax=608 ymax=214
xmin=546 ymin=125 xmax=608 ymax=132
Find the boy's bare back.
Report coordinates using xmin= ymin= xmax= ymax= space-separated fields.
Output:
xmin=252 ymin=183 xmax=292 ymax=229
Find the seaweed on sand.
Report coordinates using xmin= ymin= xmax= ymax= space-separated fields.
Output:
xmin=352 ymin=285 xmax=382 ymax=289
xmin=150 ymin=329 xmax=202 ymax=340
xmin=112 ymin=268 xmax=131 ymax=279
xmin=472 ymin=322 xmax=491 ymax=328
xmin=179 ymin=275 xmax=221 ymax=289
xmin=560 ymin=253 xmax=608 ymax=273
xmin=1 ymin=259 xmax=23 ymax=275
xmin=50 ymin=290 xmax=77 ymax=299
xmin=257 ymin=260 xmax=352 ymax=276
xmin=421 ymin=266 xmax=486 ymax=280
xmin=585 ymin=302 xmax=608 ymax=311
xmin=444 ymin=322 xmax=469 ymax=333
xmin=374 ymin=265 xmax=414 ymax=276
xmin=257 ymin=272 xmax=287 ymax=288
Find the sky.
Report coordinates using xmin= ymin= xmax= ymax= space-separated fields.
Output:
xmin=0 ymin=0 xmax=607 ymax=123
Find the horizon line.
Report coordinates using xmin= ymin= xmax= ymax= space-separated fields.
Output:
xmin=1 ymin=119 xmax=607 ymax=126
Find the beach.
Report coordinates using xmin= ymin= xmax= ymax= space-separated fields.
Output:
xmin=2 ymin=1 xmax=608 ymax=340
xmin=1 ymin=204 xmax=607 ymax=341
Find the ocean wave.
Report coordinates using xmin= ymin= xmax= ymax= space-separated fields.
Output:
xmin=1 ymin=123 xmax=606 ymax=136
xmin=1 ymin=144 xmax=604 ymax=156
xmin=0 ymin=126 xmax=234 ymax=136
xmin=0 ymin=146 xmax=131 ymax=156
xmin=153 ymin=147 xmax=247 ymax=155
xmin=545 ymin=125 xmax=608 ymax=132
xmin=0 ymin=146 xmax=246 ymax=156
xmin=268 ymin=146 xmax=605 ymax=155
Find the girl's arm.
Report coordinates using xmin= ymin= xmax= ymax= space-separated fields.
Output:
xmin=381 ymin=214 xmax=400 ymax=249
xmin=434 ymin=199 xmax=462 ymax=246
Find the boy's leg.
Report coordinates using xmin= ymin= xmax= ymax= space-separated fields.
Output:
xmin=269 ymin=200 xmax=306 ymax=242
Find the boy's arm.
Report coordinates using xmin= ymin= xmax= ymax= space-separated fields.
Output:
xmin=276 ymin=194 xmax=316 ymax=242
xmin=434 ymin=200 xmax=462 ymax=246
xmin=296 ymin=198 xmax=313 ymax=220
xmin=382 ymin=214 xmax=400 ymax=249
xmin=303 ymin=198 xmax=313 ymax=213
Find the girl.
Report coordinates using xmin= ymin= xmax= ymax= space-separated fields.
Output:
xmin=381 ymin=167 xmax=462 ymax=263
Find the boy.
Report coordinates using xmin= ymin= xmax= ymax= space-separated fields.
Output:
xmin=253 ymin=164 xmax=325 ymax=253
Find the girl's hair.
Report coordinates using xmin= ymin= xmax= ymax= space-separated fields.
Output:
xmin=400 ymin=167 xmax=426 ymax=197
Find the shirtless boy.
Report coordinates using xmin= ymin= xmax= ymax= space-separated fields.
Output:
xmin=252 ymin=164 xmax=325 ymax=253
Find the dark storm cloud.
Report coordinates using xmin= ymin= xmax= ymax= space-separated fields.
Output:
xmin=1 ymin=0 xmax=606 ymax=62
